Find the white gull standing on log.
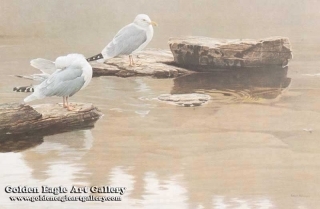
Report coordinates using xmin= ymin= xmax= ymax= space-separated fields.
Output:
xmin=23 ymin=54 xmax=92 ymax=111
xmin=86 ymin=14 xmax=157 ymax=66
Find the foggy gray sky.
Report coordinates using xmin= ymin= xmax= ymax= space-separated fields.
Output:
xmin=0 ymin=0 xmax=319 ymax=50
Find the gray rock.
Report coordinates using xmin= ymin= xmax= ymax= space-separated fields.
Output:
xmin=168 ymin=36 xmax=293 ymax=70
xmin=91 ymin=49 xmax=192 ymax=78
xmin=158 ymin=93 xmax=211 ymax=107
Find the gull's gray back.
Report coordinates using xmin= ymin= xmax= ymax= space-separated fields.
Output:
xmin=36 ymin=66 xmax=85 ymax=97
xmin=102 ymin=24 xmax=147 ymax=58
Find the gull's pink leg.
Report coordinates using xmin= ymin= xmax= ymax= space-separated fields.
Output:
xmin=131 ymin=55 xmax=135 ymax=65
xmin=129 ymin=55 xmax=134 ymax=66
xmin=63 ymin=97 xmax=68 ymax=108
xmin=66 ymin=96 xmax=74 ymax=111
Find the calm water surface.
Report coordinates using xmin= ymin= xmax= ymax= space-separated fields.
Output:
xmin=1 ymin=8 xmax=320 ymax=207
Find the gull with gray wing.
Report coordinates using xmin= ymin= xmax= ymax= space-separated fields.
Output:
xmin=87 ymin=14 xmax=157 ymax=66
xmin=23 ymin=54 xmax=92 ymax=111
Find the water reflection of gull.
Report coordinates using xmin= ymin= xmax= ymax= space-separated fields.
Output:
xmin=134 ymin=78 xmax=151 ymax=92
xmin=113 ymin=78 xmax=155 ymax=117
xmin=172 ymin=67 xmax=291 ymax=103
xmin=22 ymin=130 xmax=93 ymax=181
xmin=0 ymin=130 xmax=94 ymax=207
xmin=33 ymin=130 xmax=93 ymax=156
xmin=141 ymin=172 xmax=188 ymax=208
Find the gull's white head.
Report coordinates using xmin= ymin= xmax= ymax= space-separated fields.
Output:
xmin=55 ymin=54 xmax=88 ymax=70
xmin=133 ymin=14 xmax=157 ymax=28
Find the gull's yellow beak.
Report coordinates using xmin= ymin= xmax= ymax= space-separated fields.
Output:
xmin=150 ymin=21 xmax=158 ymax=26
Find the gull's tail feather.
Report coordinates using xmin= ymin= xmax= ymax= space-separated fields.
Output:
xmin=23 ymin=91 xmax=45 ymax=103
xmin=15 ymin=75 xmax=34 ymax=81
xmin=86 ymin=53 xmax=104 ymax=62
xmin=24 ymin=94 xmax=38 ymax=103
xmin=14 ymin=74 xmax=49 ymax=82
xmin=13 ymin=86 xmax=34 ymax=93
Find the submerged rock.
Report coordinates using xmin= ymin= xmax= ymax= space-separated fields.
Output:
xmin=169 ymin=36 xmax=293 ymax=70
xmin=90 ymin=49 xmax=192 ymax=78
xmin=0 ymin=103 xmax=102 ymax=136
xmin=158 ymin=93 xmax=211 ymax=107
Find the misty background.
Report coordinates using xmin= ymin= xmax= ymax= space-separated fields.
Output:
xmin=1 ymin=0 xmax=319 ymax=51
xmin=0 ymin=0 xmax=320 ymax=41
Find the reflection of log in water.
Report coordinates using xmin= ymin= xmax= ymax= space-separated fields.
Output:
xmin=0 ymin=126 xmax=97 ymax=153
xmin=22 ymin=129 xmax=94 ymax=181
xmin=0 ymin=134 xmax=43 ymax=152
xmin=171 ymin=67 xmax=291 ymax=101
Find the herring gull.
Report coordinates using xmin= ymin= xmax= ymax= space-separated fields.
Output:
xmin=86 ymin=14 xmax=157 ymax=66
xmin=23 ymin=54 xmax=92 ymax=111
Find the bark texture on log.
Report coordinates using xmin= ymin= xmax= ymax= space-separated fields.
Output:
xmin=0 ymin=103 xmax=102 ymax=137
xmin=169 ymin=36 xmax=293 ymax=70
xmin=91 ymin=49 xmax=192 ymax=78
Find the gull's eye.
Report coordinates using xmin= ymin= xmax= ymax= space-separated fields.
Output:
xmin=142 ymin=19 xmax=146 ymax=21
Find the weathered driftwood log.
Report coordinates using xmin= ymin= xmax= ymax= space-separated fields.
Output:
xmin=0 ymin=103 xmax=102 ymax=137
xmin=169 ymin=36 xmax=293 ymax=70
xmin=91 ymin=49 xmax=192 ymax=78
